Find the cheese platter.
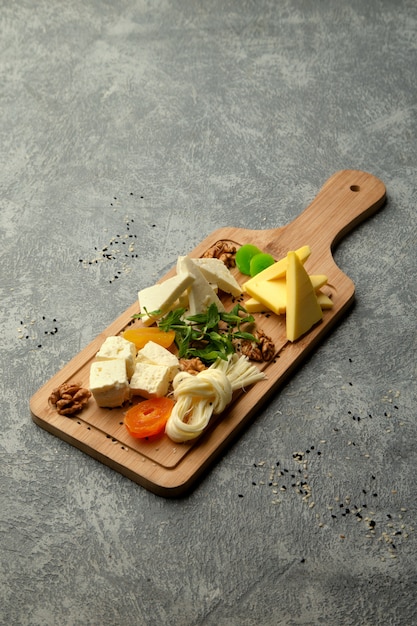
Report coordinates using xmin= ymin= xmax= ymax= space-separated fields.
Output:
xmin=30 ymin=169 xmax=386 ymax=496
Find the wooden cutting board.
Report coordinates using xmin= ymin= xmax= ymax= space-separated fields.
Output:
xmin=30 ymin=170 xmax=386 ymax=497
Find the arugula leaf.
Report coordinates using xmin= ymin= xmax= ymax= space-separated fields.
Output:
xmin=155 ymin=302 xmax=259 ymax=364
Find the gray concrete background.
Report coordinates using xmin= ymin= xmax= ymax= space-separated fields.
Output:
xmin=1 ymin=1 xmax=416 ymax=624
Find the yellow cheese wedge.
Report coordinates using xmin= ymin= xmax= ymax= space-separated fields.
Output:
xmin=244 ymin=277 xmax=287 ymax=315
xmin=243 ymin=245 xmax=310 ymax=291
xmin=244 ymin=297 xmax=269 ymax=313
xmin=316 ymin=292 xmax=333 ymax=309
xmin=309 ymin=275 xmax=328 ymax=291
xmin=245 ymin=275 xmax=328 ymax=315
xmin=286 ymin=251 xmax=323 ymax=341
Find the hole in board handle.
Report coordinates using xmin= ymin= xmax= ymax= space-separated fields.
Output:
xmin=350 ymin=185 xmax=360 ymax=192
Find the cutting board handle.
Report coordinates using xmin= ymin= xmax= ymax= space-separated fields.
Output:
xmin=265 ymin=170 xmax=386 ymax=259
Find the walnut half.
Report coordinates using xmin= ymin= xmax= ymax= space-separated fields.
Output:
xmin=233 ymin=328 xmax=275 ymax=362
xmin=48 ymin=382 xmax=91 ymax=416
xmin=179 ymin=358 xmax=207 ymax=376
xmin=202 ymin=240 xmax=237 ymax=268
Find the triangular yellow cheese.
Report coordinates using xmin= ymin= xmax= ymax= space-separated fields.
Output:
xmin=244 ymin=297 xmax=269 ymax=313
xmin=316 ymin=291 xmax=333 ymax=310
xmin=286 ymin=251 xmax=322 ymax=341
xmin=243 ymin=245 xmax=310 ymax=290
xmin=244 ymin=278 xmax=287 ymax=315
xmin=309 ymin=275 xmax=328 ymax=291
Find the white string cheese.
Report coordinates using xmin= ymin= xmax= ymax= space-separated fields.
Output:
xmin=165 ymin=354 xmax=266 ymax=443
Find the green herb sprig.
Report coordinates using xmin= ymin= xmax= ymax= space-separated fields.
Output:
xmin=157 ymin=303 xmax=258 ymax=363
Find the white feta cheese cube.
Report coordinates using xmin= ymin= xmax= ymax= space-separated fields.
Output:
xmin=136 ymin=341 xmax=179 ymax=380
xmin=89 ymin=359 xmax=130 ymax=408
xmin=95 ymin=335 xmax=137 ymax=379
xmin=130 ymin=362 xmax=172 ymax=398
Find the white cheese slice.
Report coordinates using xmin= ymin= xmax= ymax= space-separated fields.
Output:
xmin=192 ymin=257 xmax=242 ymax=297
xmin=130 ymin=362 xmax=172 ymax=398
xmin=136 ymin=341 xmax=179 ymax=380
xmin=177 ymin=255 xmax=225 ymax=315
xmin=138 ymin=273 xmax=194 ymax=325
xmin=95 ymin=335 xmax=137 ymax=379
xmin=89 ymin=359 xmax=130 ymax=408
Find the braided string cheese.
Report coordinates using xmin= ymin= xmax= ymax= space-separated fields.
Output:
xmin=165 ymin=354 xmax=266 ymax=443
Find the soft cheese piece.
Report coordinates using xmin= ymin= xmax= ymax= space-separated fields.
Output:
xmin=135 ymin=341 xmax=179 ymax=380
xmin=138 ymin=273 xmax=195 ymax=325
xmin=286 ymin=251 xmax=323 ymax=341
xmin=177 ymin=255 xmax=225 ymax=315
xmin=89 ymin=359 xmax=130 ymax=408
xmin=130 ymin=362 xmax=172 ymax=398
xmin=95 ymin=335 xmax=137 ymax=379
xmin=243 ymin=245 xmax=310 ymax=291
xmin=191 ymin=257 xmax=242 ymax=297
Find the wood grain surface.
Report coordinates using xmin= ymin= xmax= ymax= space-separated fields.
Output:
xmin=30 ymin=170 xmax=386 ymax=496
